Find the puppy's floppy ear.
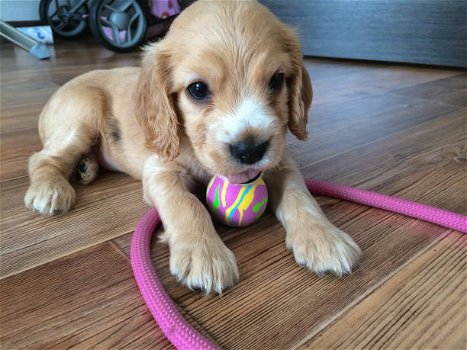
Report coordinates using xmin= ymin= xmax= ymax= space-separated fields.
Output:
xmin=135 ymin=43 xmax=181 ymax=160
xmin=287 ymin=38 xmax=313 ymax=140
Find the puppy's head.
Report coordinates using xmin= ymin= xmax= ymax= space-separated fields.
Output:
xmin=136 ymin=0 xmax=312 ymax=182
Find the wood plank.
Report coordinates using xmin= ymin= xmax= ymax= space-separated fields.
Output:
xmin=0 ymin=81 xmax=59 ymax=135
xmin=0 ymin=242 xmax=174 ymax=349
xmin=0 ymin=40 xmax=140 ymax=87
xmin=289 ymin=92 xmax=462 ymax=168
xmin=303 ymin=108 xmax=466 ymax=214
xmin=391 ymin=73 xmax=467 ymax=107
xmin=298 ymin=232 xmax=466 ymax=350
xmin=0 ymin=172 xmax=148 ymax=278
xmin=305 ymin=59 xmax=460 ymax=86
xmin=0 ymin=129 xmax=41 ymax=181
xmin=310 ymin=67 xmax=461 ymax=107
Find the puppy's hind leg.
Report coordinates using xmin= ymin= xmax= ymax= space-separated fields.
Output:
xmin=74 ymin=153 xmax=99 ymax=185
xmin=25 ymin=86 xmax=104 ymax=215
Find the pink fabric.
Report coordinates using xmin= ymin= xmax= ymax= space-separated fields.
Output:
xmin=130 ymin=179 xmax=466 ymax=349
xmin=151 ymin=0 xmax=181 ymax=19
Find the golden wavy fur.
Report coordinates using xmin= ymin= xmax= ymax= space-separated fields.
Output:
xmin=25 ymin=0 xmax=360 ymax=293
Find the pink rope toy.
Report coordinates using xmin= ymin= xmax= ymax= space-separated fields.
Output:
xmin=130 ymin=179 xmax=467 ymax=349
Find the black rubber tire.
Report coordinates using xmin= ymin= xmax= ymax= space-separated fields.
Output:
xmin=88 ymin=0 xmax=148 ymax=53
xmin=39 ymin=0 xmax=88 ymax=38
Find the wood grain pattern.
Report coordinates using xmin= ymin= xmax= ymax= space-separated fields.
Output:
xmin=113 ymin=198 xmax=463 ymax=349
xmin=302 ymin=108 xmax=466 ymax=211
xmin=0 ymin=129 xmax=41 ymax=181
xmin=1 ymin=173 xmax=148 ymax=278
xmin=309 ymin=65 xmax=461 ymax=107
xmin=0 ymin=81 xmax=60 ymax=135
xmin=298 ymin=232 xmax=467 ymax=350
xmin=289 ymin=91 xmax=463 ymax=168
xmin=0 ymin=242 xmax=174 ymax=350
xmin=391 ymin=73 xmax=467 ymax=107
xmin=1 ymin=36 xmax=465 ymax=349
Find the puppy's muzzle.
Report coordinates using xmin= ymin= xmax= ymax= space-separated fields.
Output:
xmin=229 ymin=138 xmax=270 ymax=165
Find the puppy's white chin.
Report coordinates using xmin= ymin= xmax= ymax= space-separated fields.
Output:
xmin=224 ymin=169 xmax=261 ymax=184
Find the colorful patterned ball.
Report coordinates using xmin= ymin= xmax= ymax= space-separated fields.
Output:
xmin=206 ymin=175 xmax=268 ymax=227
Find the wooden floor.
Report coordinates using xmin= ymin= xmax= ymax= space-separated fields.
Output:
xmin=1 ymin=36 xmax=466 ymax=350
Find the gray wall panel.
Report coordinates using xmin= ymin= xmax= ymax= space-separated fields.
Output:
xmin=261 ymin=0 xmax=466 ymax=67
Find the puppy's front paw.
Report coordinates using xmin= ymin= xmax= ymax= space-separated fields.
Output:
xmin=169 ymin=237 xmax=239 ymax=294
xmin=24 ymin=177 xmax=76 ymax=215
xmin=287 ymin=222 xmax=361 ymax=277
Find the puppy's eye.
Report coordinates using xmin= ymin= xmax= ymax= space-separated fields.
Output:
xmin=268 ymin=72 xmax=284 ymax=94
xmin=187 ymin=81 xmax=211 ymax=102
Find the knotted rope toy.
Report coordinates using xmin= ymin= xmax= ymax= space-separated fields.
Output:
xmin=130 ymin=179 xmax=467 ymax=350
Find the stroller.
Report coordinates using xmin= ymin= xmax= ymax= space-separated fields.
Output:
xmin=40 ymin=0 xmax=181 ymax=52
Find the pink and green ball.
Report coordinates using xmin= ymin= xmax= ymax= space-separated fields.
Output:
xmin=206 ymin=175 xmax=268 ymax=227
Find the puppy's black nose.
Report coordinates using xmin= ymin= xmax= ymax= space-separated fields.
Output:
xmin=229 ymin=139 xmax=270 ymax=165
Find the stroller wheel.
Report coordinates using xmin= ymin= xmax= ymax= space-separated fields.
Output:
xmin=40 ymin=0 xmax=88 ymax=38
xmin=89 ymin=0 xmax=148 ymax=53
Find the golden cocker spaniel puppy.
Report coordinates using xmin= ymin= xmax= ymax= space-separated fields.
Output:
xmin=25 ymin=0 xmax=361 ymax=293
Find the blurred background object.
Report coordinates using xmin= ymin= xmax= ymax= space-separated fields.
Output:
xmin=0 ymin=20 xmax=51 ymax=59
xmin=1 ymin=0 xmax=196 ymax=52
xmin=260 ymin=0 xmax=466 ymax=67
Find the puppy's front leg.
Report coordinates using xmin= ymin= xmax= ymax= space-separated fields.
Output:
xmin=143 ymin=157 xmax=239 ymax=294
xmin=265 ymin=157 xmax=361 ymax=276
